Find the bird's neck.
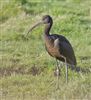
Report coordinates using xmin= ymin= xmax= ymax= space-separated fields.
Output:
xmin=44 ymin=23 xmax=52 ymax=36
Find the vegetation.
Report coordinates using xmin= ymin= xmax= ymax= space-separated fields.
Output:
xmin=0 ymin=0 xmax=91 ymax=99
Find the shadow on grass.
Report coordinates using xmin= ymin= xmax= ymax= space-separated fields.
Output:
xmin=0 ymin=56 xmax=91 ymax=77
xmin=75 ymin=56 xmax=91 ymax=73
xmin=75 ymin=66 xmax=91 ymax=73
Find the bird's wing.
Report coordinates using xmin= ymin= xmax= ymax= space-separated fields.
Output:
xmin=53 ymin=35 xmax=77 ymax=65
xmin=51 ymin=34 xmax=70 ymax=44
xmin=59 ymin=41 xmax=76 ymax=65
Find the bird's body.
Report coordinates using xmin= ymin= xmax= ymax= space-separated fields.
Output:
xmin=44 ymin=34 xmax=76 ymax=66
xmin=27 ymin=15 xmax=77 ymax=86
xmin=43 ymin=16 xmax=76 ymax=67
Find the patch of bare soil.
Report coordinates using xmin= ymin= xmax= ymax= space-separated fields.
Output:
xmin=0 ymin=65 xmax=44 ymax=77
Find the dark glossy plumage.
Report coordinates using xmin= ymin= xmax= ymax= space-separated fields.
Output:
xmin=45 ymin=34 xmax=77 ymax=65
xmin=27 ymin=15 xmax=77 ymax=84
xmin=42 ymin=15 xmax=77 ymax=67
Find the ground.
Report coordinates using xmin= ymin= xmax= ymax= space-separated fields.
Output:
xmin=0 ymin=0 xmax=91 ymax=100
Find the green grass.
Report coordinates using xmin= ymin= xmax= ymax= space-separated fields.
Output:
xmin=0 ymin=0 xmax=91 ymax=100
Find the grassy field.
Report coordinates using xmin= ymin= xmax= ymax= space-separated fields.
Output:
xmin=0 ymin=0 xmax=91 ymax=100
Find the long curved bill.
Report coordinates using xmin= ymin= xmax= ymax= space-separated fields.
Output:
xmin=26 ymin=21 xmax=43 ymax=35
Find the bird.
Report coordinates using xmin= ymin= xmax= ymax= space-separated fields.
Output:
xmin=26 ymin=15 xmax=77 ymax=88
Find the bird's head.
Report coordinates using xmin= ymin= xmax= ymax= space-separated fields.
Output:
xmin=42 ymin=15 xmax=53 ymax=24
xmin=26 ymin=15 xmax=52 ymax=35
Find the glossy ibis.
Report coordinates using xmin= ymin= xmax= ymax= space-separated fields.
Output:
xmin=26 ymin=15 xmax=77 ymax=87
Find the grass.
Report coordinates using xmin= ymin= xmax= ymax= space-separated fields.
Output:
xmin=0 ymin=0 xmax=91 ymax=100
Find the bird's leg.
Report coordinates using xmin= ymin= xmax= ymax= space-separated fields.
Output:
xmin=63 ymin=57 xmax=68 ymax=83
xmin=65 ymin=58 xmax=68 ymax=84
xmin=60 ymin=55 xmax=68 ymax=84
xmin=56 ymin=59 xmax=60 ymax=89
